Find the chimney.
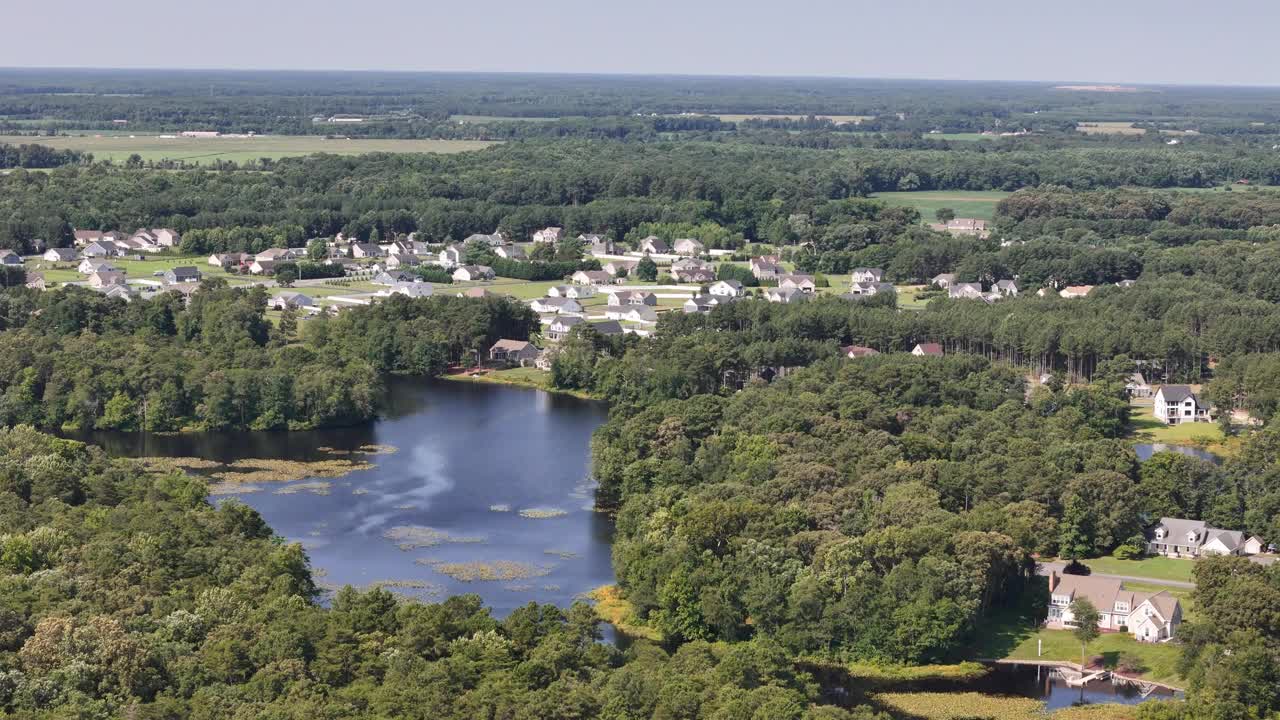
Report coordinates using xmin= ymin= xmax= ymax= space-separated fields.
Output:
xmin=1048 ymin=570 xmax=1059 ymax=593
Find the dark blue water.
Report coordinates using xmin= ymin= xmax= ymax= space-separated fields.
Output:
xmin=75 ymin=378 xmax=615 ymax=615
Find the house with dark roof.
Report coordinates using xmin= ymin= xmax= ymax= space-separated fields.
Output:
xmin=546 ymin=315 xmax=585 ymax=342
xmin=1153 ymin=385 xmax=1211 ymax=425
xmin=683 ymin=296 xmax=716 ymax=314
xmin=352 ymin=243 xmax=383 ymax=259
xmin=530 ymin=297 xmax=583 ymax=315
xmin=638 ymin=236 xmax=670 ymax=254
xmin=948 ymin=282 xmax=984 ymax=300
xmin=1046 ymin=571 xmax=1181 ymax=641
xmin=164 ymin=266 xmax=202 ymax=284
xmin=489 ymin=339 xmax=541 ymax=366
xmin=0 ymin=249 xmax=22 ymax=266
xmin=44 ymin=248 xmax=78 ymax=263
xmin=453 ymin=265 xmax=495 ymax=282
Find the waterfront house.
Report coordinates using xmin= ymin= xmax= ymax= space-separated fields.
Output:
xmin=489 ymin=339 xmax=541 ymax=366
xmin=1045 ymin=571 xmax=1181 ymax=642
xmin=1153 ymin=385 xmax=1211 ymax=425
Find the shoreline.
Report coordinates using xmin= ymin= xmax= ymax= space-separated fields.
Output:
xmin=439 ymin=368 xmax=602 ymax=401
xmin=979 ymin=658 xmax=1185 ymax=692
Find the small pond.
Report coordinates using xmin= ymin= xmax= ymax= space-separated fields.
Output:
xmin=1134 ymin=443 xmax=1220 ymax=463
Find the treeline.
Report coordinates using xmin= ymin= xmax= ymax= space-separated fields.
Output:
xmin=0 ymin=284 xmax=537 ymax=432
xmin=0 ymin=426 xmax=886 ymax=719
xmin=0 ymin=142 xmax=85 ymax=169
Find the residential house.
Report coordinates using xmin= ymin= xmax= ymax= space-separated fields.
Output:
xmin=708 ymin=280 xmax=744 ymax=297
xmin=673 ymin=238 xmax=705 ymax=256
xmin=209 ymin=252 xmax=250 ymax=268
xmin=43 ymin=248 xmax=78 ymax=263
xmin=271 ymin=292 xmax=315 ymax=310
xmin=493 ymin=244 xmax=527 ymax=262
xmin=777 ymin=274 xmax=816 ymax=294
xmin=751 ymin=256 xmax=783 ymax=280
xmin=73 ymin=230 xmax=104 ymax=247
xmin=638 ymin=236 xmax=671 ymax=255
xmin=532 ymin=227 xmax=564 ymax=244
xmin=675 ymin=267 xmax=716 ymax=284
xmin=571 ymin=269 xmax=612 ymax=286
xmin=79 ymin=259 xmax=118 ymax=275
xmin=379 ymin=282 xmax=433 ymax=299
xmin=25 ymin=272 xmax=46 ymax=290
xmin=83 ymin=240 xmax=125 ymax=258
xmin=352 ymin=243 xmax=383 ymax=259
xmin=164 ymin=266 xmax=201 ymax=284
xmin=1059 ymin=285 xmax=1094 ymax=299
xmin=931 ymin=218 xmax=989 ymax=237
xmin=590 ymin=320 xmax=624 ymax=336
xmin=850 ymin=267 xmax=884 ymax=283
xmin=683 ymin=296 xmax=716 ymax=314
xmin=489 ymin=339 xmax=541 ymax=366
xmin=88 ymin=270 xmax=127 ymax=289
xmin=123 ymin=231 xmax=161 ymax=253
xmin=931 ymin=273 xmax=957 ymax=289
xmin=764 ymin=287 xmax=805 ymax=304
xmin=1126 ymin=373 xmax=1152 ymax=398
xmin=548 ymin=285 xmax=595 ymax=299
xmin=101 ymin=284 xmax=136 ymax=302
xmin=671 ymin=257 xmax=709 ymax=272
xmin=151 ymin=228 xmax=181 ymax=247
xmin=453 ymin=265 xmax=495 ymax=282
xmin=1148 ymin=517 xmax=1244 ymax=557
xmin=1045 ymin=571 xmax=1181 ymax=642
xmin=1244 ymin=536 xmax=1268 ymax=555
xmin=948 ymin=282 xmax=984 ymax=300
xmin=602 ymin=260 xmax=638 ymax=277
xmin=582 ymin=234 xmax=616 ymax=256
xmin=456 ymin=288 xmax=493 ymax=299
xmin=439 ymin=245 xmax=464 ymax=268
xmin=605 ymin=290 xmax=656 ymax=307
xmin=385 ymin=253 xmax=420 ymax=269
xmin=1153 ymin=385 xmax=1211 ymax=425
xmin=849 ymin=281 xmax=895 ymax=296
xmin=1116 ymin=279 xmax=1137 ymax=288
xmin=607 ymin=305 xmax=659 ymax=324
xmin=373 ymin=270 xmax=418 ymax=286
xmin=530 ymin=297 xmax=584 ymax=315
xmin=912 ymin=343 xmax=944 ymax=357
xmin=463 ymin=232 xmax=506 ymax=247
xmin=993 ymin=279 xmax=1021 ymax=296
xmin=0 ymin=250 xmax=22 ymax=266
xmin=546 ymin=316 xmax=586 ymax=342
xmin=249 ymin=259 xmax=277 ymax=275
xmin=255 ymin=248 xmax=294 ymax=263
xmin=841 ymin=345 xmax=880 ymax=359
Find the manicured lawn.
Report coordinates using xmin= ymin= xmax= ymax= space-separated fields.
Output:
xmin=1127 ymin=398 xmax=1240 ymax=455
xmin=25 ymin=254 xmax=241 ymax=285
xmin=1078 ymin=555 xmax=1195 ymax=584
xmin=972 ymin=607 xmax=1185 ymax=686
xmin=896 ymin=284 xmax=935 ymax=310
xmin=870 ymin=190 xmax=1012 ymax=223
xmin=1123 ymin=581 xmax=1197 ymax=622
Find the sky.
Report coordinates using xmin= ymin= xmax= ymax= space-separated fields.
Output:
xmin=4 ymin=0 xmax=1279 ymax=86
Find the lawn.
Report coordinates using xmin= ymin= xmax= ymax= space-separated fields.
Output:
xmin=1077 ymin=555 xmax=1196 ymax=584
xmin=25 ymin=253 xmax=242 ymax=285
xmin=869 ymin=190 xmax=1012 ymax=223
xmin=0 ymin=134 xmax=496 ymax=164
xmin=895 ymin=284 xmax=934 ymax=310
xmin=1128 ymin=398 xmax=1236 ymax=454
xmin=971 ymin=607 xmax=1185 ymax=686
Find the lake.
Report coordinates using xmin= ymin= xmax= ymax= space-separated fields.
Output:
xmin=74 ymin=378 xmax=615 ymax=615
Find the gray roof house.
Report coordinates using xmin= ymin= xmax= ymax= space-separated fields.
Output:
xmin=850 ymin=267 xmax=883 ymax=283
xmin=994 ymin=279 xmax=1021 ymax=296
xmin=164 ymin=266 xmax=202 ymax=284
xmin=1153 ymin=385 xmax=1211 ymax=425
xmin=489 ymin=339 xmax=541 ymax=366
xmin=638 ymin=236 xmax=671 ymax=254
xmin=0 ymin=250 xmax=22 ymax=266
xmin=271 ymin=292 xmax=315 ymax=310
xmin=1045 ymin=571 xmax=1181 ymax=642
xmin=931 ymin=273 xmax=957 ymax=289
xmin=1148 ymin=517 xmax=1247 ymax=557
xmin=44 ymin=248 xmax=79 ymax=263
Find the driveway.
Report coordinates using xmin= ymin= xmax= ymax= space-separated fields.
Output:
xmin=1037 ymin=560 xmax=1195 ymax=589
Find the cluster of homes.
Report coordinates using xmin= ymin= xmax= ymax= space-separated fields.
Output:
xmin=1044 ymin=517 xmax=1271 ymax=642
xmin=931 ymin=273 xmax=1139 ymax=303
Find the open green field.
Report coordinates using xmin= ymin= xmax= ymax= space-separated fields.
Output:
xmin=1128 ymin=398 xmax=1237 ymax=454
xmin=0 ymin=134 xmax=497 ymax=164
xmin=870 ymin=190 xmax=1011 ymax=223
xmin=25 ymin=253 xmax=246 ymax=285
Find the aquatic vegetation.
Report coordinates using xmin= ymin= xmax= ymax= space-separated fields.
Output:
xmin=352 ymin=488 xmax=369 ymax=495
xmin=424 ymin=560 xmax=553 ymax=582
xmin=587 ymin=585 xmax=662 ymax=641
xmin=518 ymin=507 xmax=568 ymax=519
xmin=488 ymin=504 xmax=511 ymax=512
xmin=382 ymin=525 xmax=484 ymax=550
xmin=871 ymin=692 xmax=1051 ymax=720
xmin=370 ymin=579 xmax=444 ymax=599
xmin=543 ymin=549 xmax=578 ymax=559
xmin=207 ymin=482 xmax=264 ymax=496
xmin=137 ymin=456 xmax=224 ymax=471
xmin=542 ymin=584 xmax=561 ymax=591
xmin=503 ymin=584 xmax=533 ymax=592
xmin=393 ymin=504 xmax=415 ymax=510
xmin=215 ymin=458 xmax=374 ymax=483
xmin=274 ymin=481 xmax=332 ymax=496
xmin=357 ymin=444 xmax=398 ymax=455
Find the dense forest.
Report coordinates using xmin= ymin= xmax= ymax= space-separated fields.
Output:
xmin=0 ymin=284 xmax=537 ymax=432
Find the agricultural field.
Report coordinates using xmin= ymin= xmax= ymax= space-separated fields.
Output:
xmin=870 ymin=189 xmax=1012 ymax=223
xmin=0 ymin=134 xmax=497 ymax=164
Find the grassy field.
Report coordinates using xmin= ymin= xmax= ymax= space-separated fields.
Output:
xmin=1077 ymin=121 xmax=1146 ymax=135
xmin=872 ymin=691 xmax=1140 ymax=720
xmin=1076 ymin=555 xmax=1196 ymax=584
xmin=25 ymin=254 xmax=246 ymax=285
xmin=0 ymin=134 xmax=496 ymax=164
xmin=1128 ymin=398 xmax=1236 ymax=454
xmin=870 ymin=190 xmax=1011 ymax=223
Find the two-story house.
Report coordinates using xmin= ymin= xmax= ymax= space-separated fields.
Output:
xmin=1153 ymin=385 xmax=1211 ymax=425
xmin=1045 ymin=571 xmax=1181 ymax=642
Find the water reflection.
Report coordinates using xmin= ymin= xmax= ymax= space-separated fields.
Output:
xmin=71 ymin=378 xmax=614 ymax=615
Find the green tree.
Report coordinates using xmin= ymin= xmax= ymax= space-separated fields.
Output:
xmin=935 ymin=207 xmax=956 ymax=223
xmin=636 ymin=257 xmax=658 ymax=282
xmin=1069 ymin=598 xmax=1101 ymax=670
xmin=307 ymin=237 xmax=328 ymax=262
xmin=275 ymin=262 xmax=299 ymax=287
xmin=1058 ymin=493 xmax=1094 ymax=563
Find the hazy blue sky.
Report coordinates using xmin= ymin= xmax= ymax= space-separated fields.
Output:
xmin=5 ymin=0 xmax=1278 ymax=86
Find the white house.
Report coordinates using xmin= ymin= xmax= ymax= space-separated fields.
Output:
xmin=453 ymin=265 xmax=494 ymax=282
xmin=1148 ymin=517 xmax=1246 ymax=557
xmin=777 ymin=274 xmax=816 ymax=294
xmin=605 ymin=305 xmax=659 ymax=324
xmin=1126 ymin=373 xmax=1152 ymax=398
xmin=931 ymin=273 xmax=957 ymax=289
xmin=912 ymin=343 xmax=943 ymax=357
xmin=993 ymin=279 xmax=1020 ymax=296
xmin=1153 ymin=385 xmax=1211 ymax=425
xmin=1059 ymin=285 xmax=1094 ymax=299
xmin=673 ymin=238 xmax=705 ymax=256
xmin=0 ymin=250 xmax=23 ymax=266
xmin=708 ymin=280 xmax=744 ymax=297
xmin=606 ymin=290 xmax=656 ymax=307
xmin=638 ymin=236 xmax=671 ymax=255
xmin=271 ymin=292 xmax=315 ymax=310
xmin=602 ymin=259 xmax=638 ymax=277
xmin=948 ymin=282 xmax=984 ymax=300
xmin=530 ymin=297 xmax=584 ymax=315
xmin=352 ymin=243 xmax=383 ymax=259
xmin=439 ymin=245 xmax=464 ymax=268
xmin=532 ymin=227 xmax=563 ymax=244
xmin=850 ymin=281 xmax=894 ymax=296
xmin=79 ymin=259 xmax=118 ymax=275
xmin=1045 ymin=572 xmax=1181 ymax=642
xmin=43 ymin=248 xmax=78 ymax=263
xmin=493 ymin=244 xmax=527 ymax=262
xmin=850 ymin=267 xmax=883 ymax=283
xmin=376 ymin=282 xmax=434 ymax=299
xmin=764 ymin=287 xmax=805 ymax=304
xmin=548 ymin=285 xmax=595 ymax=299
xmin=1244 ymin=536 xmax=1268 ymax=555
xmin=571 ymin=270 xmax=612 ymax=286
